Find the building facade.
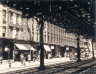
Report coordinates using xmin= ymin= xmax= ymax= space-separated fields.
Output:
xmin=0 ymin=3 xmax=94 ymax=61
xmin=27 ymin=17 xmax=94 ymax=59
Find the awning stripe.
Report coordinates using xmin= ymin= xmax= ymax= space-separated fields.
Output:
xmin=15 ymin=43 xmax=36 ymax=51
xmin=23 ymin=44 xmax=36 ymax=51
xmin=44 ymin=45 xmax=51 ymax=51
xmin=15 ymin=43 xmax=28 ymax=50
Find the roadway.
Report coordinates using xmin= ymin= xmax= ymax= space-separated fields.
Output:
xmin=2 ymin=58 xmax=96 ymax=74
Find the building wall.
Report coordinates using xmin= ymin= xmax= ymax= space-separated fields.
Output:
xmin=27 ymin=17 xmax=89 ymax=50
xmin=0 ymin=3 xmax=94 ymax=59
xmin=0 ymin=3 xmax=23 ymax=40
xmin=0 ymin=2 xmax=90 ymax=50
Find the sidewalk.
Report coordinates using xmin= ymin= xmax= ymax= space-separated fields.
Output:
xmin=0 ymin=57 xmax=74 ymax=73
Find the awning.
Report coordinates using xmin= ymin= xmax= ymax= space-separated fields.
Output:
xmin=23 ymin=44 xmax=36 ymax=51
xmin=15 ymin=43 xmax=28 ymax=50
xmin=44 ymin=45 xmax=51 ymax=52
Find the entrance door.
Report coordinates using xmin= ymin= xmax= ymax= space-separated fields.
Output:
xmin=3 ymin=47 xmax=9 ymax=60
xmin=3 ymin=51 xmax=8 ymax=60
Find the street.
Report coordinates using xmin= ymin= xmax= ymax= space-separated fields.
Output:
xmin=79 ymin=65 xmax=96 ymax=74
xmin=2 ymin=58 xmax=96 ymax=74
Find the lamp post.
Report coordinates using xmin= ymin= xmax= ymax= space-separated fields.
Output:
xmin=38 ymin=16 xmax=46 ymax=70
xmin=77 ymin=35 xmax=81 ymax=62
xmin=92 ymin=0 xmax=96 ymax=59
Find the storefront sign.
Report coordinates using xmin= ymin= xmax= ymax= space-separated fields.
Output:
xmin=5 ymin=47 xmax=9 ymax=51
xmin=66 ymin=47 xmax=69 ymax=50
xmin=51 ymin=46 xmax=54 ymax=49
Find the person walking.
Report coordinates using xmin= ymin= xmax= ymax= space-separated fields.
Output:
xmin=23 ymin=56 xmax=26 ymax=66
xmin=28 ymin=53 xmax=31 ymax=63
xmin=20 ymin=53 xmax=24 ymax=66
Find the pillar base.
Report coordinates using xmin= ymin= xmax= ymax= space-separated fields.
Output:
xmin=77 ymin=59 xmax=82 ymax=62
xmin=38 ymin=65 xmax=46 ymax=71
xmin=92 ymin=57 xmax=95 ymax=59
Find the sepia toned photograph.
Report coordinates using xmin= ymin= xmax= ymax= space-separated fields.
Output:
xmin=0 ymin=0 xmax=96 ymax=74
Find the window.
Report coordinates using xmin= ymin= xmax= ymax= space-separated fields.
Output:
xmin=48 ymin=32 xmax=49 ymax=34
xmin=2 ymin=33 xmax=5 ymax=37
xmin=59 ymin=38 xmax=60 ymax=43
xmin=2 ymin=27 xmax=6 ymax=37
xmin=16 ymin=14 xmax=19 ymax=24
xmin=37 ymin=33 xmax=38 ymax=41
xmin=57 ymin=37 xmax=58 ymax=43
xmin=57 ymin=35 xmax=58 ymax=43
xmin=51 ymin=36 xmax=52 ymax=42
xmin=32 ymin=32 xmax=34 ymax=40
xmin=16 ymin=29 xmax=19 ymax=39
xmin=10 ymin=12 xmax=13 ymax=23
xmin=59 ymin=29 xmax=60 ymax=33
xmin=3 ymin=10 xmax=6 ymax=23
xmin=47 ymin=24 xmax=49 ymax=28
xmin=45 ymin=35 xmax=46 ymax=42
xmin=32 ymin=24 xmax=34 ymax=30
xmin=48 ymin=35 xmax=49 ymax=42
xmin=10 ymin=27 xmax=13 ymax=38
xmin=61 ymin=30 xmax=62 ymax=34
xmin=54 ymin=37 xmax=55 ymax=42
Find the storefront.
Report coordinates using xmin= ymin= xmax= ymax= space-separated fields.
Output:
xmin=50 ymin=45 xmax=55 ymax=58
xmin=44 ymin=45 xmax=51 ymax=59
xmin=0 ymin=38 xmax=14 ymax=60
xmin=14 ymin=43 xmax=36 ymax=61
xmin=65 ymin=46 xmax=69 ymax=58
xmin=69 ymin=46 xmax=77 ymax=60
xmin=54 ymin=45 xmax=61 ymax=58
xmin=60 ymin=46 xmax=66 ymax=57
xmin=0 ymin=38 xmax=39 ymax=61
xmin=0 ymin=39 xmax=3 ymax=58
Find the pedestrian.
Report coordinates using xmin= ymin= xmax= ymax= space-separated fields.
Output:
xmin=28 ymin=53 xmax=31 ymax=63
xmin=33 ymin=54 xmax=36 ymax=62
xmin=20 ymin=53 xmax=24 ymax=66
xmin=23 ymin=56 xmax=26 ymax=66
